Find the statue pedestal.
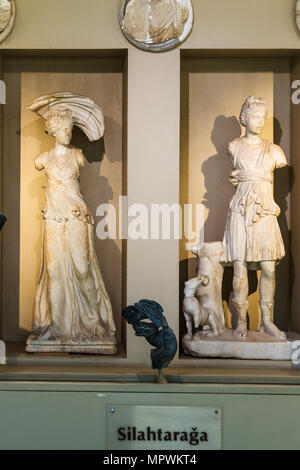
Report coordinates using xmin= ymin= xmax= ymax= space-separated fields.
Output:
xmin=182 ymin=329 xmax=299 ymax=360
xmin=25 ymin=335 xmax=117 ymax=355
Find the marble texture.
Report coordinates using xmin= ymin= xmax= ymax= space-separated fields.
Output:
xmin=183 ymin=329 xmax=293 ymax=360
xmin=0 ymin=0 xmax=15 ymax=44
xmin=120 ymin=0 xmax=193 ymax=52
xmin=27 ymin=92 xmax=105 ymax=142
xmin=26 ymin=93 xmax=116 ymax=355
xmin=223 ymin=96 xmax=287 ymax=339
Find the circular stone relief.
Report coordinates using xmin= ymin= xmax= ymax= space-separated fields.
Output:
xmin=0 ymin=0 xmax=15 ymax=44
xmin=120 ymin=0 xmax=193 ymax=52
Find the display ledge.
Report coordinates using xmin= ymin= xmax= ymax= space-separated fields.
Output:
xmin=1 ymin=343 xmax=300 ymax=385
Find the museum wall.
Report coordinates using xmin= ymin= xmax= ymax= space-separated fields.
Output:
xmin=0 ymin=0 xmax=300 ymax=365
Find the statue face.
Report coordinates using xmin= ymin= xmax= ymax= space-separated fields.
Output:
xmin=246 ymin=107 xmax=267 ymax=135
xmin=54 ymin=121 xmax=73 ymax=146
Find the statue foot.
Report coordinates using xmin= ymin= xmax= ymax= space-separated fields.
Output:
xmin=183 ymin=333 xmax=193 ymax=340
xmin=260 ymin=321 xmax=286 ymax=340
xmin=233 ymin=321 xmax=247 ymax=338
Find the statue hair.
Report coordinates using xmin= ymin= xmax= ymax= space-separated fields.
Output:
xmin=45 ymin=109 xmax=73 ymax=135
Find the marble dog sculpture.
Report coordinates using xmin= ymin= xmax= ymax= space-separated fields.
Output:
xmin=183 ymin=242 xmax=226 ymax=339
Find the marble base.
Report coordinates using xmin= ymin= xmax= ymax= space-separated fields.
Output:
xmin=26 ymin=335 xmax=117 ymax=355
xmin=182 ymin=329 xmax=297 ymax=360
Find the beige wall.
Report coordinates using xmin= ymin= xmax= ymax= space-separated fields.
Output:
xmin=0 ymin=0 xmax=299 ymax=365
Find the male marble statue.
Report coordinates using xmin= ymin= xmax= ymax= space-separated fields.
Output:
xmin=223 ymin=96 xmax=287 ymax=339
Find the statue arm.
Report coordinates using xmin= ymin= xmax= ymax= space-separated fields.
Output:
xmin=76 ymin=149 xmax=85 ymax=168
xmin=34 ymin=152 xmax=47 ymax=171
xmin=273 ymin=144 xmax=287 ymax=169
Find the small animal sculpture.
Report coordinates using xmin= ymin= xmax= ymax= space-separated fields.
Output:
xmin=183 ymin=275 xmax=219 ymax=339
xmin=0 ymin=213 xmax=7 ymax=231
xmin=122 ymin=299 xmax=177 ymax=383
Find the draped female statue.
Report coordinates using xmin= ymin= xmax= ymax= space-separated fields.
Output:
xmin=26 ymin=93 xmax=116 ymax=354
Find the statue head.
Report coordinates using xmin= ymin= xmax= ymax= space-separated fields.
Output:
xmin=45 ymin=109 xmax=73 ymax=146
xmin=239 ymin=96 xmax=268 ymax=135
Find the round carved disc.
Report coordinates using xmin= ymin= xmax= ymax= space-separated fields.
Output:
xmin=0 ymin=0 xmax=15 ymax=44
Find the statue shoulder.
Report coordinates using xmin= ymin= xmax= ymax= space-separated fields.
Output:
xmin=34 ymin=151 xmax=49 ymax=171
xmin=271 ymin=143 xmax=287 ymax=169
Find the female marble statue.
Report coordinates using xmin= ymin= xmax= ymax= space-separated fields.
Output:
xmin=223 ymin=96 xmax=287 ymax=339
xmin=0 ymin=0 xmax=15 ymax=44
xmin=26 ymin=93 xmax=116 ymax=354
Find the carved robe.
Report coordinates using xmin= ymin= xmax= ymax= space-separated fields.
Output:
xmin=33 ymin=147 xmax=115 ymax=340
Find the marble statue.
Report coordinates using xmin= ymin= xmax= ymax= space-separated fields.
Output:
xmin=123 ymin=299 xmax=177 ymax=383
xmin=183 ymin=275 xmax=220 ymax=339
xmin=192 ymin=242 xmax=226 ymax=335
xmin=0 ymin=0 xmax=15 ymax=44
xmin=25 ymin=93 xmax=116 ymax=354
xmin=223 ymin=96 xmax=287 ymax=339
xmin=182 ymin=99 xmax=293 ymax=360
xmin=120 ymin=0 xmax=193 ymax=52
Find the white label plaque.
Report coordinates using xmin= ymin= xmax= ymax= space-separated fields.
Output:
xmin=107 ymin=405 xmax=222 ymax=450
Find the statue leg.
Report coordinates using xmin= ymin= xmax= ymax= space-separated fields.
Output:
xmin=232 ymin=260 xmax=249 ymax=338
xmin=259 ymin=261 xmax=286 ymax=339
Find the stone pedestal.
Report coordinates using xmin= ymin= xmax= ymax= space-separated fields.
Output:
xmin=182 ymin=329 xmax=298 ymax=360
xmin=26 ymin=335 xmax=117 ymax=355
